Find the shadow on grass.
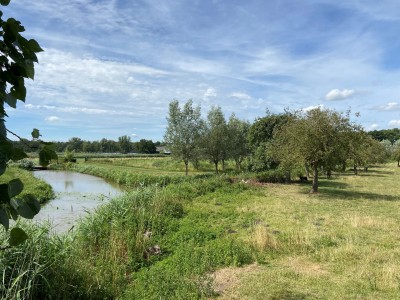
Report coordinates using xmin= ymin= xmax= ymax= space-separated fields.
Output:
xmin=316 ymin=188 xmax=399 ymax=201
xmin=317 ymin=180 xmax=348 ymax=189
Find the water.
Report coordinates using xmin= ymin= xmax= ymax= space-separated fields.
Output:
xmin=33 ymin=170 xmax=121 ymax=233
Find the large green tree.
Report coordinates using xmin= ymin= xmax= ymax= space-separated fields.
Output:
xmin=203 ymin=106 xmax=227 ymax=173
xmin=272 ymin=108 xmax=361 ymax=193
xmin=164 ymin=99 xmax=203 ymax=175
xmin=392 ymin=139 xmax=400 ymax=167
xmin=247 ymin=112 xmax=292 ymax=171
xmin=135 ymin=139 xmax=157 ymax=154
xmin=226 ymin=113 xmax=250 ymax=170
xmin=118 ymin=135 xmax=132 ymax=154
xmin=0 ymin=0 xmax=57 ymax=245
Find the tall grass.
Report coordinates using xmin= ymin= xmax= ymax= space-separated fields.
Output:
xmin=0 ymin=175 xmax=255 ymax=299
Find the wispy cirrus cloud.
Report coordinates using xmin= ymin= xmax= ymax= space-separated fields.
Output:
xmin=25 ymin=104 xmax=145 ymax=117
xmin=378 ymin=102 xmax=399 ymax=111
xmin=230 ymin=92 xmax=251 ymax=100
xmin=4 ymin=0 xmax=400 ymax=141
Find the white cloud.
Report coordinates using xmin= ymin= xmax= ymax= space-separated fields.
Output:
xmin=230 ymin=92 xmax=251 ymax=100
xmin=370 ymin=123 xmax=379 ymax=130
xmin=380 ymin=102 xmax=399 ymax=111
xmin=45 ymin=116 xmax=59 ymax=122
xmin=389 ymin=120 xmax=400 ymax=127
xmin=203 ymin=87 xmax=217 ymax=100
xmin=325 ymin=89 xmax=356 ymax=101
xmin=25 ymin=104 xmax=144 ymax=117
xmin=303 ymin=104 xmax=324 ymax=112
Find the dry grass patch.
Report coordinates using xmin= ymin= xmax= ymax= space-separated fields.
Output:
xmin=210 ymin=263 xmax=262 ymax=298
xmin=250 ymin=224 xmax=278 ymax=250
xmin=347 ymin=214 xmax=396 ymax=228
xmin=283 ymin=256 xmax=328 ymax=277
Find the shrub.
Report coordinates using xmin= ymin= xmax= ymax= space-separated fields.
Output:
xmin=8 ymin=158 xmax=35 ymax=170
xmin=255 ymin=169 xmax=287 ymax=183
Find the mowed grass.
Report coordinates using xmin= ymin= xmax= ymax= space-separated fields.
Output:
xmin=212 ymin=164 xmax=400 ymax=299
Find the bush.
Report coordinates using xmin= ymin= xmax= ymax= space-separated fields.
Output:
xmin=8 ymin=158 xmax=35 ymax=170
xmin=256 ymin=169 xmax=288 ymax=183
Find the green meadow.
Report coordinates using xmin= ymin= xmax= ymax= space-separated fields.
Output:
xmin=1 ymin=158 xmax=400 ymax=299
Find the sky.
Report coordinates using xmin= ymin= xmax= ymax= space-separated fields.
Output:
xmin=3 ymin=0 xmax=400 ymax=142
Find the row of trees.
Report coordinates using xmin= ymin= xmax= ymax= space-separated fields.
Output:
xmin=12 ymin=136 xmax=161 ymax=154
xmin=368 ymin=128 xmax=400 ymax=144
xmin=164 ymin=100 xmax=391 ymax=193
xmin=164 ymin=100 xmax=249 ymax=175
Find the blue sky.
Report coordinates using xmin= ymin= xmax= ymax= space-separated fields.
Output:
xmin=3 ymin=0 xmax=400 ymax=142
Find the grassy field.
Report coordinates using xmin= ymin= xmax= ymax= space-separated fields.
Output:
xmin=212 ymin=164 xmax=400 ymax=299
xmin=1 ymin=160 xmax=400 ymax=299
xmin=80 ymin=156 xmax=236 ymax=173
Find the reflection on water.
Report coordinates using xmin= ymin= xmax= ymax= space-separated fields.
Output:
xmin=33 ymin=170 xmax=121 ymax=233
xmin=64 ymin=180 xmax=74 ymax=190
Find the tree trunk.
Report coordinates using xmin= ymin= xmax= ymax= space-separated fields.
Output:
xmin=311 ymin=163 xmax=318 ymax=193
xmin=222 ymin=159 xmax=225 ymax=172
xmin=305 ymin=164 xmax=310 ymax=178
xmin=398 ymin=159 xmax=400 ymax=167
xmin=285 ymin=171 xmax=291 ymax=183
xmin=214 ymin=161 xmax=219 ymax=174
xmin=354 ymin=165 xmax=358 ymax=175
xmin=342 ymin=161 xmax=346 ymax=172
xmin=185 ymin=161 xmax=188 ymax=176
xmin=327 ymin=169 xmax=332 ymax=179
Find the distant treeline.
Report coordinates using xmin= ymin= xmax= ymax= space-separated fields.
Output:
xmin=368 ymin=128 xmax=400 ymax=144
xmin=11 ymin=136 xmax=163 ymax=154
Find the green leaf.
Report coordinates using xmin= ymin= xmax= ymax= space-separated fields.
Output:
xmin=31 ymin=128 xmax=40 ymax=139
xmin=11 ymin=147 xmax=28 ymax=161
xmin=9 ymin=206 xmax=18 ymax=220
xmin=27 ymin=39 xmax=43 ymax=52
xmin=8 ymin=178 xmax=23 ymax=198
xmin=24 ymin=60 xmax=34 ymax=79
xmin=0 ymin=184 xmax=10 ymax=204
xmin=10 ymin=83 xmax=26 ymax=101
xmin=39 ymin=145 xmax=58 ymax=167
xmin=0 ymin=0 xmax=10 ymax=6
xmin=5 ymin=93 xmax=17 ymax=108
xmin=0 ymin=162 xmax=6 ymax=176
xmin=9 ymin=227 xmax=28 ymax=246
xmin=11 ymin=196 xmax=40 ymax=219
xmin=0 ymin=208 xmax=9 ymax=231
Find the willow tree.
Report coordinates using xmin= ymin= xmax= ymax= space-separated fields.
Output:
xmin=164 ymin=99 xmax=203 ymax=175
xmin=203 ymin=106 xmax=227 ymax=173
xmin=226 ymin=113 xmax=250 ymax=170
xmin=272 ymin=108 xmax=361 ymax=193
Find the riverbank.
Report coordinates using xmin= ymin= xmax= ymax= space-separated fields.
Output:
xmin=0 ymin=167 xmax=54 ymax=204
xmin=2 ymin=163 xmax=400 ymax=299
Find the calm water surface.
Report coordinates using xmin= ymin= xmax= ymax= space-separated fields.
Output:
xmin=33 ymin=170 xmax=121 ymax=233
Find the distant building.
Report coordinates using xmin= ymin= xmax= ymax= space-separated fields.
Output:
xmin=156 ymin=146 xmax=171 ymax=155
